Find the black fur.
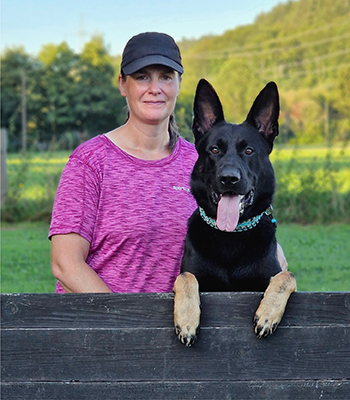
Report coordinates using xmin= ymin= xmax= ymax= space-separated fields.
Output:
xmin=181 ymin=79 xmax=281 ymax=292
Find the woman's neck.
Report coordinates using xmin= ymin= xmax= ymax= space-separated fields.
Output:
xmin=106 ymin=118 xmax=171 ymax=160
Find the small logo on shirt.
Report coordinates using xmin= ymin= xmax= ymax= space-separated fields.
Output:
xmin=173 ymin=186 xmax=191 ymax=193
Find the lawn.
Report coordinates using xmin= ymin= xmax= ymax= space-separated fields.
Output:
xmin=2 ymin=144 xmax=350 ymax=292
xmin=1 ymin=222 xmax=56 ymax=293
xmin=1 ymin=222 xmax=349 ymax=293
xmin=3 ymin=144 xmax=350 ymax=223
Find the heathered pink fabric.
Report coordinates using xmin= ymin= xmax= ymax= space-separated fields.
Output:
xmin=49 ymin=134 xmax=198 ymax=293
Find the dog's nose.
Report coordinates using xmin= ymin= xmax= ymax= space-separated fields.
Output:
xmin=219 ymin=168 xmax=241 ymax=186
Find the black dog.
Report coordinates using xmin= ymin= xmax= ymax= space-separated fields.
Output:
xmin=174 ymin=79 xmax=296 ymax=346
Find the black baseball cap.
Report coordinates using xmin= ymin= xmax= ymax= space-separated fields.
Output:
xmin=121 ymin=32 xmax=183 ymax=75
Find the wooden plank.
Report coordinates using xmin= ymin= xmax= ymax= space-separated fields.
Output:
xmin=2 ymin=292 xmax=350 ymax=329
xmin=2 ymin=380 xmax=349 ymax=400
xmin=2 ymin=292 xmax=350 ymax=400
xmin=2 ymin=325 xmax=349 ymax=382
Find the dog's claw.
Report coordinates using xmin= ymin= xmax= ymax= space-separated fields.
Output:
xmin=253 ymin=314 xmax=277 ymax=338
xmin=179 ymin=333 xmax=196 ymax=347
xmin=175 ymin=325 xmax=199 ymax=346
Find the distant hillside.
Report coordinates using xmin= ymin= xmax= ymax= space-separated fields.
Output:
xmin=176 ymin=0 xmax=350 ymax=144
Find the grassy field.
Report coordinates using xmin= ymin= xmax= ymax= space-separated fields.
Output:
xmin=2 ymin=144 xmax=350 ymax=223
xmin=1 ymin=222 xmax=349 ymax=293
xmin=1 ymin=144 xmax=349 ymax=293
xmin=1 ymin=222 xmax=56 ymax=293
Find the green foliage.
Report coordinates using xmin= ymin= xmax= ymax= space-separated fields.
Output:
xmin=1 ymin=151 xmax=69 ymax=222
xmin=37 ymin=42 xmax=79 ymax=141
xmin=178 ymin=0 xmax=350 ymax=142
xmin=0 ymin=47 xmax=42 ymax=150
xmin=272 ymin=144 xmax=350 ymax=223
xmin=1 ymin=222 xmax=348 ymax=293
xmin=73 ymin=37 xmax=126 ymax=135
xmin=1 ymin=0 xmax=350 ymax=149
xmin=1 ymin=37 xmax=125 ymax=151
xmin=2 ymin=146 xmax=349 ymax=225
xmin=175 ymin=92 xmax=194 ymax=142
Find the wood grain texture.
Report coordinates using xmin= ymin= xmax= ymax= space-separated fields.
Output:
xmin=2 ymin=292 xmax=350 ymax=328
xmin=1 ymin=292 xmax=349 ymax=399
xmin=2 ymin=380 xmax=350 ymax=400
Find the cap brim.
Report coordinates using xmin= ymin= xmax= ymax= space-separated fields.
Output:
xmin=122 ymin=55 xmax=183 ymax=75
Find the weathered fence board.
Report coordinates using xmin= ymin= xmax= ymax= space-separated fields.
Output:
xmin=2 ymin=380 xmax=349 ymax=400
xmin=1 ymin=292 xmax=349 ymax=399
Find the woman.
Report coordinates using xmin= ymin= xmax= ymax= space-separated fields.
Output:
xmin=49 ymin=32 xmax=198 ymax=293
xmin=49 ymin=32 xmax=287 ymax=294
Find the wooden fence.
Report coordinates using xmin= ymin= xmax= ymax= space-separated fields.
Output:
xmin=1 ymin=292 xmax=349 ymax=399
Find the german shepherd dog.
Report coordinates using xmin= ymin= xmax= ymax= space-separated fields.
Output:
xmin=174 ymin=79 xmax=296 ymax=346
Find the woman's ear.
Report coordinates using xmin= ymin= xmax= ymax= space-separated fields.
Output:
xmin=118 ymin=74 xmax=127 ymax=98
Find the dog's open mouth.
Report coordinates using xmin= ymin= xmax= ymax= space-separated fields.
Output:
xmin=212 ymin=189 xmax=254 ymax=231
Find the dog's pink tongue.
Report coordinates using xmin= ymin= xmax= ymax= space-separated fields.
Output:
xmin=217 ymin=195 xmax=240 ymax=231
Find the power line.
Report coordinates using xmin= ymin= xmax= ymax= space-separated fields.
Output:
xmin=183 ymin=18 xmax=349 ymax=55
xmin=185 ymin=32 xmax=350 ymax=60
xmin=264 ymin=61 xmax=350 ymax=80
xmin=262 ymin=48 xmax=350 ymax=74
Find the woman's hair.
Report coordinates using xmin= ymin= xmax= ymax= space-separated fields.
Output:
xmin=120 ymin=72 xmax=181 ymax=151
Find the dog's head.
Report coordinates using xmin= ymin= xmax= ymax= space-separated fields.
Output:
xmin=191 ymin=79 xmax=280 ymax=232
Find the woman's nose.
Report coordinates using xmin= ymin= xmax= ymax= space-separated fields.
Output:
xmin=148 ymin=79 xmax=162 ymax=94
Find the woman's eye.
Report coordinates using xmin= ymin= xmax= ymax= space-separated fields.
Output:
xmin=211 ymin=146 xmax=219 ymax=155
xmin=245 ymin=147 xmax=254 ymax=155
xmin=161 ymin=74 xmax=174 ymax=82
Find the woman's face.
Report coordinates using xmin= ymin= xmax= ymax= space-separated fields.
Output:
xmin=119 ymin=65 xmax=181 ymax=126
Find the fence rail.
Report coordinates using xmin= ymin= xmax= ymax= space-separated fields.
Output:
xmin=1 ymin=292 xmax=350 ymax=399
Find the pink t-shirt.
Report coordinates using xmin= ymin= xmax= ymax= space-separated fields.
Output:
xmin=49 ymin=134 xmax=198 ymax=293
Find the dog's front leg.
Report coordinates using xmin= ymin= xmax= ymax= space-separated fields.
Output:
xmin=253 ymin=271 xmax=297 ymax=338
xmin=173 ymin=272 xmax=201 ymax=346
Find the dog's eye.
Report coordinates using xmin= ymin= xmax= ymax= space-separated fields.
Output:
xmin=245 ymin=147 xmax=254 ymax=155
xmin=210 ymin=146 xmax=219 ymax=155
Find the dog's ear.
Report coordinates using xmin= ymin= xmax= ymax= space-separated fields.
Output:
xmin=246 ymin=81 xmax=279 ymax=148
xmin=192 ymin=79 xmax=225 ymax=141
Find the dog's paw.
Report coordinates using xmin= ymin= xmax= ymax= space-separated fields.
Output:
xmin=173 ymin=272 xmax=201 ymax=346
xmin=253 ymin=271 xmax=296 ymax=339
xmin=175 ymin=322 xmax=200 ymax=347
xmin=253 ymin=311 xmax=280 ymax=339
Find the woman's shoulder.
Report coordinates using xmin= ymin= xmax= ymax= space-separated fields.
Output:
xmin=178 ymin=137 xmax=197 ymax=160
xmin=70 ymin=135 xmax=107 ymax=160
xmin=70 ymin=135 xmax=113 ymax=165
xmin=178 ymin=137 xmax=196 ymax=153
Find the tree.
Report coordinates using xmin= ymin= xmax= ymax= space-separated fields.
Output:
xmin=37 ymin=42 xmax=79 ymax=142
xmin=0 ymin=47 xmax=40 ymax=151
xmin=72 ymin=36 xmax=125 ymax=137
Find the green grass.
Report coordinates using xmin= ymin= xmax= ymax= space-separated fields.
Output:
xmin=277 ymin=224 xmax=350 ymax=291
xmin=1 ymin=222 xmax=349 ymax=293
xmin=2 ymin=144 xmax=350 ymax=223
xmin=2 ymin=151 xmax=70 ymax=222
xmin=1 ymin=222 xmax=56 ymax=293
xmin=1 ymin=145 xmax=349 ymax=292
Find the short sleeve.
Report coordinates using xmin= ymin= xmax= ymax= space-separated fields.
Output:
xmin=49 ymin=156 xmax=101 ymax=242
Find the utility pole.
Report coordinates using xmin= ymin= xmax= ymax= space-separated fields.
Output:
xmin=21 ymin=69 xmax=27 ymax=153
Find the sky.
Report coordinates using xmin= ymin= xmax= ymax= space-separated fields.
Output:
xmin=1 ymin=0 xmax=286 ymax=57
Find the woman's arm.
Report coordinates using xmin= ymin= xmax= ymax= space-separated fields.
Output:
xmin=277 ymin=243 xmax=288 ymax=271
xmin=51 ymin=233 xmax=112 ymax=293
